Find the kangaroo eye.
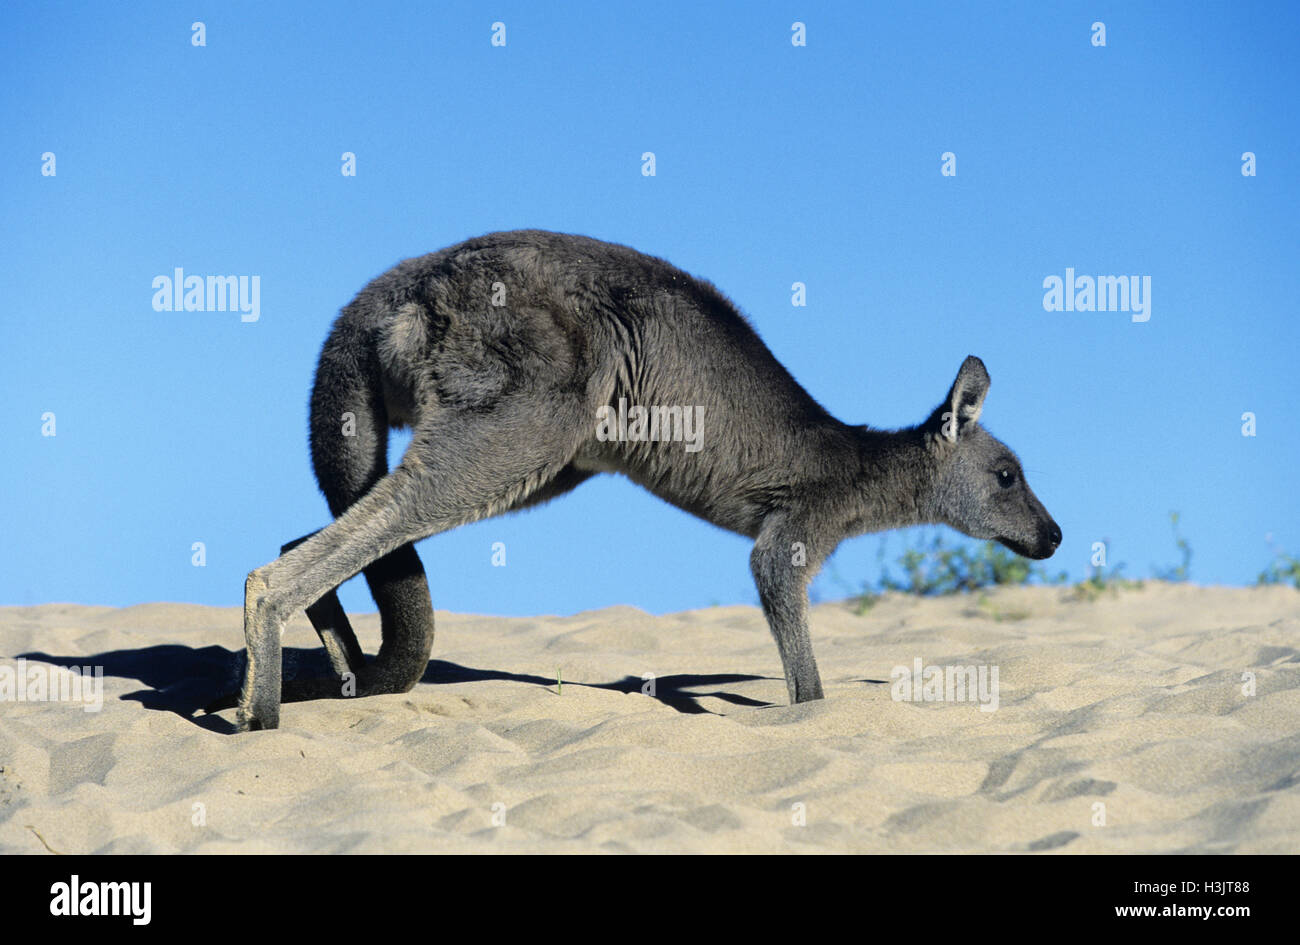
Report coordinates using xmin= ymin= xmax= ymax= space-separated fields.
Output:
xmin=997 ymin=468 xmax=1017 ymax=488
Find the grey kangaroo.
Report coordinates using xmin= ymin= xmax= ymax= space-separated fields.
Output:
xmin=233 ymin=229 xmax=1060 ymax=731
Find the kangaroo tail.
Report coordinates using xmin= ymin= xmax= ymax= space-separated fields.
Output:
xmin=307 ymin=315 xmax=435 ymax=693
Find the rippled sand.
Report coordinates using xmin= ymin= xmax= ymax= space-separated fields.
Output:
xmin=1 ymin=584 xmax=1297 ymax=853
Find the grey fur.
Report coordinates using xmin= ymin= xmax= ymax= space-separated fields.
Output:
xmin=234 ymin=230 xmax=1060 ymax=731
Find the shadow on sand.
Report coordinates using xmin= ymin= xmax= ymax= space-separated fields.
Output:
xmin=16 ymin=644 xmax=781 ymax=733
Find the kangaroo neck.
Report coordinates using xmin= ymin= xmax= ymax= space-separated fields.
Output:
xmin=842 ymin=425 xmax=937 ymax=535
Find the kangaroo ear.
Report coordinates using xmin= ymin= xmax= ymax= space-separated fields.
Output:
xmin=932 ymin=355 xmax=990 ymax=443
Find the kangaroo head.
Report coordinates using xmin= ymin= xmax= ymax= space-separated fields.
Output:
xmin=921 ymin=356 xmax=1061 ymax=560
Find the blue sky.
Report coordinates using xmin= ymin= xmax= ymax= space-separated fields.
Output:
xmin=2 ymin=1 xmax=1297 ymax=615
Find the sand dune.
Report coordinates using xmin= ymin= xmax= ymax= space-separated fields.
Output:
xmin=1 ymin=584 xmax=1297 ymax=853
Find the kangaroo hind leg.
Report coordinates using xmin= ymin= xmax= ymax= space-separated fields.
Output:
xmin=237 ymin=401 xmax=590 ymax=730
xmin=286 ymin=322 xmax=436 ymax=707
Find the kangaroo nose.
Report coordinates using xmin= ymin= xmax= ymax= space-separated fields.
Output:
xmin=1048 ymin=523 xmax=1062 ymax=547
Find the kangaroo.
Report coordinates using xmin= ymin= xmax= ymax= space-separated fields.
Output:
xmin=232 ymin=229 xmax=1060 ymax=731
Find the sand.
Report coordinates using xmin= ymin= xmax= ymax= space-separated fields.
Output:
xmin=1 ymin=583 xmax=1297 ymax=853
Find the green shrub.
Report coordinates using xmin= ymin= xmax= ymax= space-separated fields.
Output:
xmin=848 ymin=529 xmax=1066 ymax=612
xmin=1258 ymin=545 xmax=1300 ymax=589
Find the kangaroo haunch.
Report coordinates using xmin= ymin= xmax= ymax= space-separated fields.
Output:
xmin=233 ymin=229 xmax=1061 ymax=731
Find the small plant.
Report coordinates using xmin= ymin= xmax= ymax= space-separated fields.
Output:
xmin=851 ymin=592 xmax=879 ymax=615
xmin=974 ymin=592 xmax=1031 ymax=622
xmin=1152 ymin=511 xmax=1192 ymax=582
xmin=1257 ymin=538 xmax=1300 ymax=589
xmin=1069 ymin=559 xmax=1143 ymax=602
